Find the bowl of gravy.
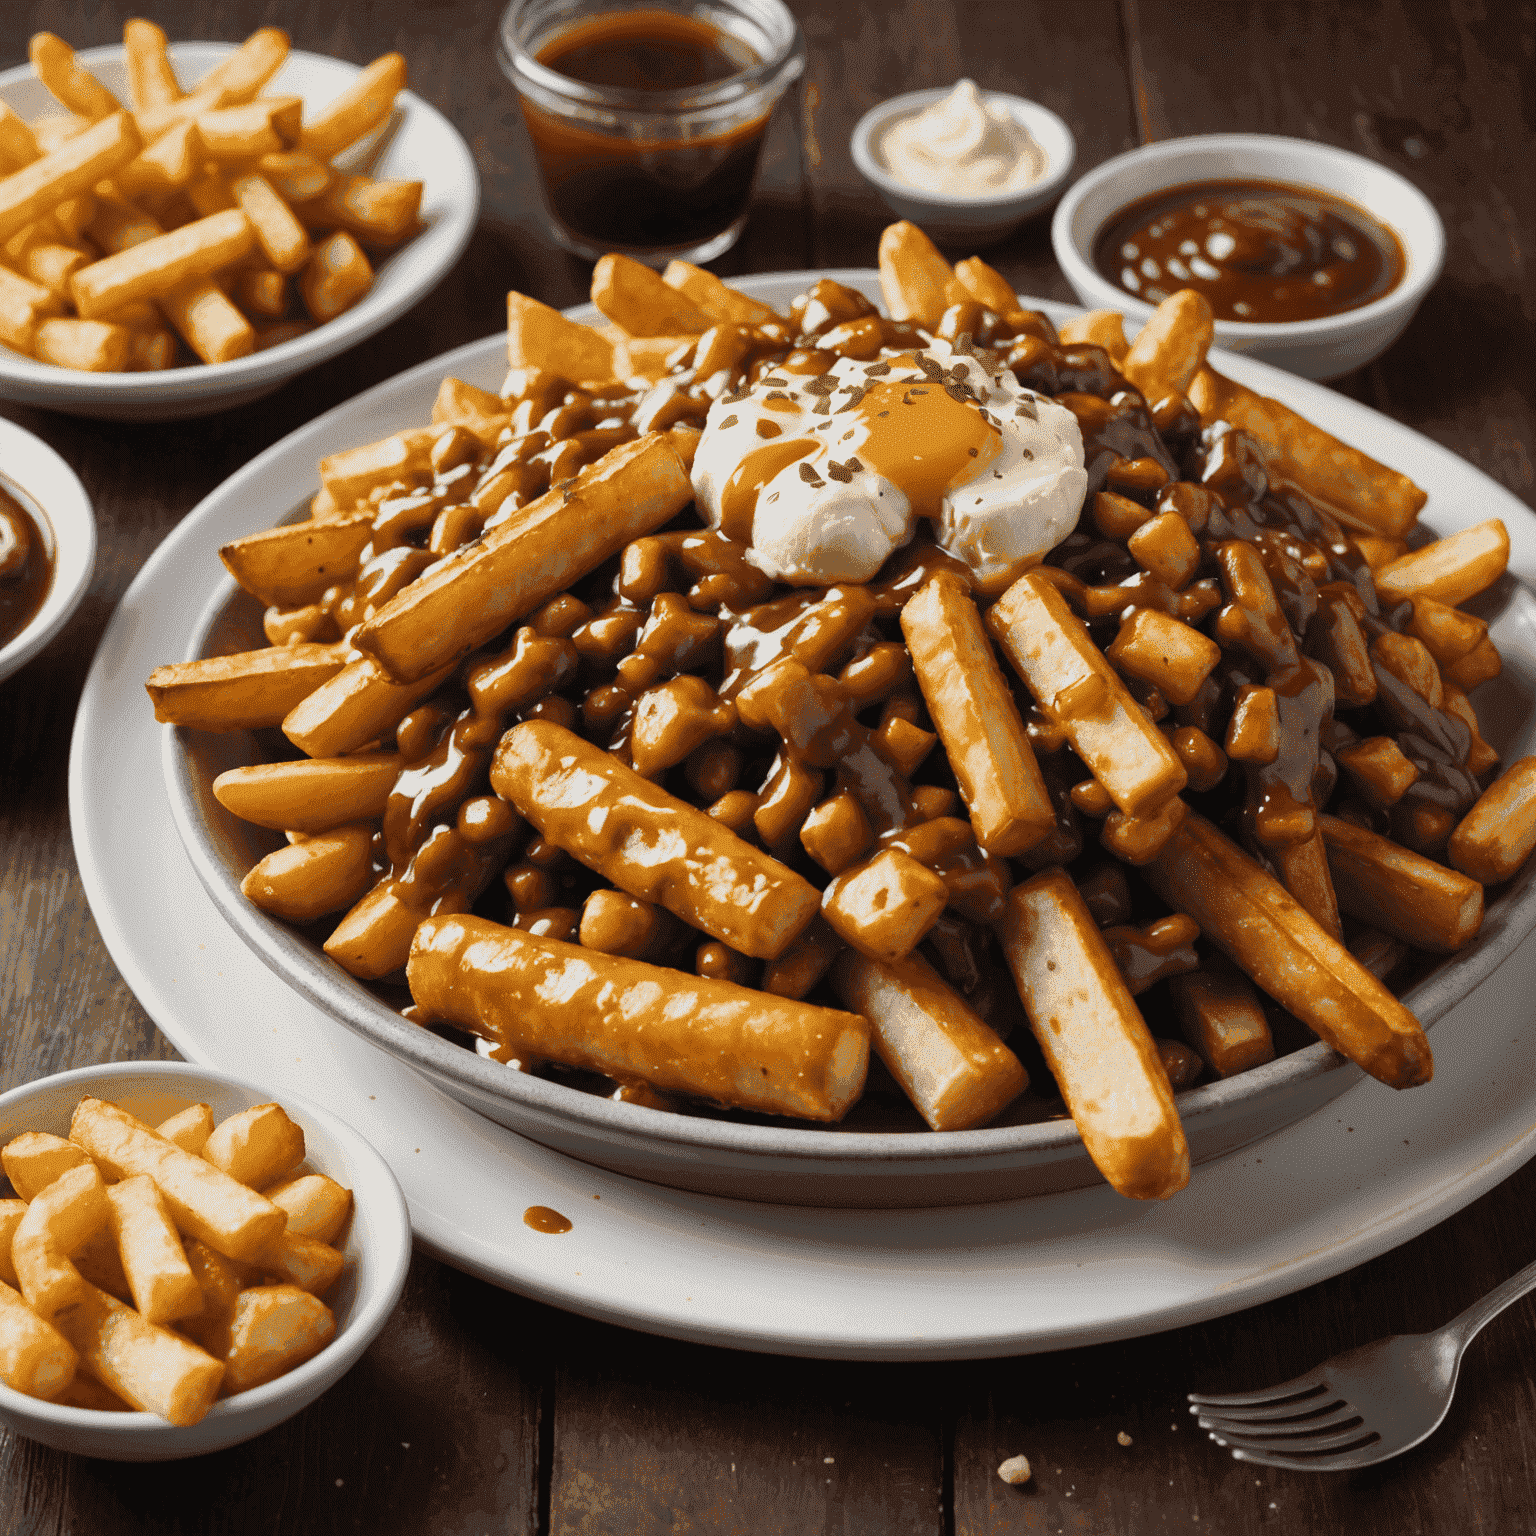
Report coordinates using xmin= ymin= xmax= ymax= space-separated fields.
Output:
xmin=0 ymin=416 xmax=94 ymax=687
xmin=1051 ymin=133 xmax=1445 ymax=380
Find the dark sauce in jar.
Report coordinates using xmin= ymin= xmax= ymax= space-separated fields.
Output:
xmin=0 ymin=482 xmax=53 ymax=651
xmin=524 ymin=10 xmax=768 ymax=252
xmin=1092 ymin=180 xmax=1405 ymax=323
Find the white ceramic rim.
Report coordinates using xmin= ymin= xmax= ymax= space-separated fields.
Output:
xmin=0 ymin=42 xmax=479 ymax=407
xmin=0 ymin=416 xmax=96 ymax=681
xmin=0 ymin=1060 xmax=412 ymax=1442
xmin=850 ymin=87 xmax=1076 ymax=210
xmin=1050 ymin=131 xmax=1446 ymax=337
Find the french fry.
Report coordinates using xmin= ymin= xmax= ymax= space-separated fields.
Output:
xmin=1000 ymin=870 xmax=1191 ymax=1200
xmin=7 ymin=231 xmax=88 ymax=298
xmin=661 ymin=259 xmax=776 ymax=326
xmin=252 ymin=1230 xmax=344 ymax=1296
xmin=219 ymin=509 xmax=375 ymax=608
xmin=69 ymin=1098 xmax=286 ymax=1263
xmin=300 ymin=230 xmax=372 ymax=321
xmin=409 ymin=914 xmax=870 ymax=1120
xmin=73 ymin=1226 xmax=132 ymax=1303
xmin=1120 ymin=289 xmax=1214 ymax=402
xmin=591 ymin=253 xmax=713 ymax=337
xmin=1144 ymin=812 xmax=1432 ymax=1088
xmin=128 ymin=327 xmax=177 ymax=373
xmin=820 ymin=847 xmax=949 ymax=963
xmin=1168 ymin=962 xmax=1275 ymax=1078
xmin=12 ymin=1160 xmax=109 ymax=1321
xmin=144 ymin=642 xmax=349 ymax=731
xmin=231 ymin=267 xmax=286 ymax=317
xmin=0 ymin=103 xmax=41 ymax=170
xmin=988 ymin=570 xmax=1188 ymax=818
xmin=0 ymin=1201 xmax=24 ymax=1287
xmin=105 ymin=1175 xmax=202 ymax=1325
xmin=833 ymin=949 xmax=1028 ymax=1131
xmin=0 ymin=111 xmax=142 ymax=247
xmin=188 ymin=27 xmax=289 ymax=108
xmin=291 ymin=173 xmax=421 ymax=246
xmin=319 ymin=426 xmax=438 ymax=505
xmin=212 ymin=754 xmax=401 ymax=833
xmin=432 ymin=375 xmax=511 ymax=441
xmin=71 ymin=208 xmax=254 ymax=318
xmin=176 ymin=1239 xmax=249 ymax=1355
xmin=33 ymin=317 xmax=131 ymax=371
xmin=0 ymin=262 xmax=59 ymax=351
xmin=113 ymin=118 xmax=201 ymax=200
xmin=29 ymin=34 xmax=122 ymax=123
xmin=877 ymin=219 xmax=952 ymax=328
xmin=324 ymin=879 xmax=423 ymax=978
xmin=194 ymin=97 xmax=303 ymax=160
xmin=51 ymin=1371 xmax=131 ymax=1411
xmin=494 ymin=721 xmax=821 ymax=960
xmin=0 ymin=1280 xmax=77 ymax=1400
xmin=2 ymin=1130 xmax=91 ymax=1200
xmin=282 ymin=656 xmax=457 ymax=759
xmin=203 ymin=1105 xmax=305 ymax=1190
xmin=225 ymin=171 xmax=309 ymax=273
xmin=901 ymin=574 xmax=1055 ymax=856
xmin=1374 ymin=518 xmax=1510 ymax=609
xmin=257 ymin=149 xmax=333 ymax=203
xmin=123 ymin=19 xmax=182 ymax=113
xmin=241 ymin=823 xmax=376 ymax=922
xmin=949 ymin=256 xmax=1019 ymax=317
xmin=1057 ymin=308 xmax=1129 ymax=362
xmin=1105 ymin=606 xmax=1222 ymax=707
xmin=300 ymin=52 xmax=407 ymax=160
xmin=220 ymin=1284 xmax=334 ymax=1394
xmin=1447 ymin=756 xmax=1536 ymax=885
xmin=354 ymin=434 xmax=694 ymax=682
xmin=155 ymin=1103 xmax=214 ymax=1156
xmin=506 ymin=290 xmax=616 ymax=381
xmin=260 ymin=1172 xmax=352 ymax=1245
xmin=54 ymin=1282 xmax=223 ymax=1424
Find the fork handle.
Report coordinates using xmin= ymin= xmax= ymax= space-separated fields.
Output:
xmin=1445 ymin=1254 xmax=1536 ymax=1351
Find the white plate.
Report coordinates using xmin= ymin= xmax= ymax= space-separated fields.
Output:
xmin=69 ymin=275 xmax=1536 ymax=1359
xmin=0 ymin=43 xmax=478 ymax=420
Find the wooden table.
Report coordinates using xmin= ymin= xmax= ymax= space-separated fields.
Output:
xmin=3 ymin=2 xmax=1533 ymax=1530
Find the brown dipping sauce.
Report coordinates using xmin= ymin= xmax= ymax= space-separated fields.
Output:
xmin=1093 ymin=180 xmax=1405 ymax=323
xmin=0 ymin=482 xmax=53 ymax=651
xmin=523 ymin=1204 xmax=573 ymax=1234
xmin=523 ymin=10 xmax=767 ymax=251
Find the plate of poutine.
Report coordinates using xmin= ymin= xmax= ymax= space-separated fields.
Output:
xmin=139 ymin=226 xmax=1536 ymax=1209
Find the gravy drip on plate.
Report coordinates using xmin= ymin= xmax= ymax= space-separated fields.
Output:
xmin=0 ymin=481 xmax=52 ymax=650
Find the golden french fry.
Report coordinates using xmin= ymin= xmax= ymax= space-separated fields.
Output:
xmin=155 ymin=1103 xmax=214 ymax=1156
xmin=300 ymin=52 xmax=407 ymax=160
xmin=291 ymin=173 xmax=421 ymax=246
xmin=901 ymin=574 xmax=1055 ymax=856
xmin=252 ymin=1230 xmax=344 ymax=1296
xmin=355 ymin=434 xmax=693 ymax=683
xmin=7 ymin=231 xmax=88 ymax=298
xmin=227 ymin=170 xmax=309 ymax=273
xmin=12 ymin=1160 xmax=110 ymax=1321
xmin=231 ymin=267 xmax=287 ymax=318
xmin=71 ymin=208 xmax=253 ymax=318
xmin=51 ymin=1371 xmax=131 ymax=1410
xmin=219 ymin=509 xmax=374 ymax=608
xmin=877 ymin=219 xmax=952 ymax=328
xmin=30 ymin=34 xmax=122 ymax=122
xmin=821 ymin=846 xmax=949 ymax=964
xmin=833 ymin=949 xmax=1028 ymax=1131
xmin=324 ymin=878 xmax=422 ymax=979
xmin=1000 ymin=870 xmax=1191 ymax=1200
xmin=661 ymin=259 xmax=776 ymax=325
xmin=591 ymin=252 xmax=712 ymax=337
xmin=259 ymin=1173 xmax=352 ymax=1245
xmin=318 ymin=425 xmax=438 ymax=505
xmin=105 ymin=1175 xmax=202 ymax=1325
xmin=0 ymin=1200 xmax=24 ymax=1287
xmin=283 ymin=655 xmax=457 ymax=759
xmin=300 ymin=231 xmax=372 ymax=321
xmin=33 ymin=317 xmax=131 ymax=371
xmin=203 ymin=1105 xmax=305 ymax=1190
xmin=431 ymin=374 xmax=510 ymax=438
xmin=190 ymin=27 xmax=290 ymax=107
xmin=220 ymin=1284 xmax=334 ymax=1394
xmin=70 ymin=1099 xmax=287 ymax=1263
xmin=1121 ymin=289 xmax=1214 ymax=402
xmin=241 ymin=823 xmax=376 ymax=922
xmin=0 ymin=111 xmax=142 ymax=247
xmin=0 ymin=262 xmax=58 ymax=351
xmin=1374 ymin=518 xmax=1510 ymax=609
xmin=0 ymin=1279 xmax=77 ymax=1400
xmin=949 ymin=256 xmax=1019 ymax=316
xmin=409 ymin=914 xmax=870 ymax=1120
xmin=54 ymin=1282 xmax=223 ymax=1423
xmin=506 ymin=291 xmax=616 ymax=381
xmin=72 ymin=1225 xmax=133 ymax=1303
xmin=2 ymin=1130 xmax=91 ymax=1200
xmin=0 ymin=103 xmax=41 ymax=171
xmin=195 ymin=96 xmax=303 ymax=159
xmin=1168 ymin=962 xmax=1275 ymax=1078
xmin=128 ymin=326 xmax=176 ymax=369
xmin=1447 ymin=756 xmax=1536 ymax=885
xmin=112 ymin=118 xmax=201 ymax=200
xmin=123 ymin=19 xmax=182 ymax=112
xmin=144 ymin=642 xmax=349 ymax=731
xmin=257 ymin=149 xmax=333 ymax=203
xmin=1106 ymin=606 xmax=1222 ymax=708
xmin=1057 ymin=308 xmax=1129 ymax=362
xmin=212 ymin=754 xmax=401 ymax=833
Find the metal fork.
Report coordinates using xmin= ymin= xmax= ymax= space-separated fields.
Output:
xmin=1188 ymin=1255 xmax=1536 ymax=1471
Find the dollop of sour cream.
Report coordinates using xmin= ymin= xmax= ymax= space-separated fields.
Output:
xmin=691 ymin=338 xmax=1086 ymax=593
xmin=877 ymin=80 xmax=1048 ymax=198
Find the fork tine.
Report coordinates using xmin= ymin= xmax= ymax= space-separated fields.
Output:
xmin=1198 ymin=1400 xmax=1357 ymax=1436
xmin=1211 ymin=1419 xmax=1371 ymax=1454
xmin=1191 ymin=1390 xmax=1339 ymax=1425
xmin=1228 ymin=1440 xmax=1385 ymax=1473
xmin=1187 ymin=1371 xmax=1326 ymax=1409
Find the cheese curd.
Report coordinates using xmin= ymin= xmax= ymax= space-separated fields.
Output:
xmin=691 ymin=338 xmax=1087 ymax=591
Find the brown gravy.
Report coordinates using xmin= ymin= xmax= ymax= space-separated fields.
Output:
xmin=1092 ymin=179 xmax=1405 ymax=323
xmin=0 ymin=482 xmax=53 ymax=651
xmin=523 ymin=1204 xmax=572 ymax=1234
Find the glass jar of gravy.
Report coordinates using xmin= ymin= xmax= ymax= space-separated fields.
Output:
xmin=499 ymin=0 xmax=805 ymax=265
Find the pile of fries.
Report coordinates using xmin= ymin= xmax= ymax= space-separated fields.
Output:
xmin=147 ymin=219 xmax=1536 ymax=1202
xmin=0 ymin=23 xmax=422 ymax=371
xmin=0 ymin=1097 xmax=351 ymax=1422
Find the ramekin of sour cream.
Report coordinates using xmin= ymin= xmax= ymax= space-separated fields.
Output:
xmin=851 ymin=82 xmax=1076 ymax=244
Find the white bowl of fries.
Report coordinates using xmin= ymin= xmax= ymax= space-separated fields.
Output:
xmin=0 ymin=1061 xmax=410 ymax=1460
xmin=0 ymin=31 xmax=477 ymax=420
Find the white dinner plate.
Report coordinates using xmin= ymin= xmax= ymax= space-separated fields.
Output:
xmin=69 ymin=274 xmax=1536 ymax=1359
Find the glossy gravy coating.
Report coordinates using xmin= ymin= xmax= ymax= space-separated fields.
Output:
xmin=0 ymin=482 xmax=52 ymax=650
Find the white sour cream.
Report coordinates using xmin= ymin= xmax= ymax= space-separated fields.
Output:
xmin=877 ymin=80 xmax=1048 ymax=198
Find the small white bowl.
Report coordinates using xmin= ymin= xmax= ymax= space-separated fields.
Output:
xmin=0 ymin=42 xmax=479 ymax=421
xmin=0 ymin=1061 xmax=410 ymax=1461
xmin=0 ymin=416 xmax=95 ymax=686
xmin=1051 ymin=132 xmax=1445 ymax=380
xmin=851 ymin=87 xmax=1075 ymax=247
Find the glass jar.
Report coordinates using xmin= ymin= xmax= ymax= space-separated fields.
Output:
xmin=499 ymin=0 xmax=806 ymax=264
